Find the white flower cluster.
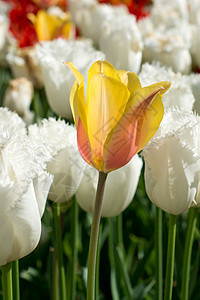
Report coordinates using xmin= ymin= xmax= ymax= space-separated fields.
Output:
xmin=138 ymin=0 xmax=200 ymax=73
xmin=69 ymin=0 xmax=143 ymax=73
xmin=28 ymin=118 xmax=85 ymax=204
xmin=0 ymin=108 xmax=53 ymax=266
xmin=68 ymin=0 xmax=200 ymax=74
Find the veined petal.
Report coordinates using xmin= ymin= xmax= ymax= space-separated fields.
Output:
xmin=86 ymin=73 xmax=130 ymax=170
xmin=103 ymin=81 xmax=171 ymax=172
xmin=117 ymin=70 xmax=141 ymax=93
xmin=88 ymin=60 xmax=121 ymax=84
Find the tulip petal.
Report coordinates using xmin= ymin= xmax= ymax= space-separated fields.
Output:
xmin=66 ymin=62 xmax=87 ymax=131
xmin=86 ymin=73 xmax=130 ymax=171
xmin=117 ymin=70 xmax=141 ymax=93
xmin=88 ymin=60 xmax=120 ymax=84
xmin=66 ymin=62 xmax=84 ymax=85
xmin=35 ymin=10 xmax=57 ymax=41
xmin=103 ymin=81 xmax=171 ymax=172
xmin=77 ymin=118 xmax=95 ymax=169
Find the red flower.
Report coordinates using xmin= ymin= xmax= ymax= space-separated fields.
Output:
xmin=98 ymin=0 xmax=150 ymax=20
xmin=7 ymin=0 xmax=39 ymax=47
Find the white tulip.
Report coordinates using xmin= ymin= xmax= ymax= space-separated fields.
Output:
xmin=0 ymin=108 xmax=53 ymax=266
xmin=151 ymin=0 xmax=189 ymax=28
xmin=99 ymin=15 xmax=143 ymax=73
xmin=28 ymin=118 xmax=85 ymax=203
xmin=142 ymin=109 xmax=200 ymax=215
xmin=35 ymin=38 xmax=105 ymax=120
xmin=6 ymin=46 xmax=43 ymax=88
xmin=76 ymin=155 xmax=143 ymax=218
xmin=69 ymin=0 xmax=128 ymax=47
xmin=139 ymin=62 xmax=195 ymax=111
xmin=3 ymin=77 xmax=34 ymax=125
xmin=143 ymin=29 xmax=192 ymax=74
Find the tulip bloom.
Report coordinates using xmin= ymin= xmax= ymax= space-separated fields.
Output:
xmin=29 ymin=9 xmax=75 ymax=41
xmin=0 ymin=108 xmax=53 ymax=266
xmin=76 ymin=154 xmax=142 ymax=217
xmin=142 ymin=109 xmax=200 ymax=215
xmin=67 ymin=60 xmax=171 ymax=173
xmin=28 ymin=118 xmax=85 ymax=203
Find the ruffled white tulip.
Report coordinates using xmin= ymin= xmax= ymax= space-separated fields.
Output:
xmin=35 ymin=39 xmax=105 ymax=120
xmin=99 ymin=15 xmax=143 ymax=73
xmin=0 ymin=108 xmax=53 ymax=266
xmin=142 ymin=109 xmax=200 ymax=215
xmin=69 ymin=0 xmax=128 ymax=47
xmin=28 ymin=118 xmax=85 ymax=203
xmin=76 ymin=155 xmax=143 ymax=217
xmin=143 ymin=29 xmax=192 ymax=74
xmin=139 ymin=62 xmax=195 ymax=111
xmin=6 ymin=46 xmax=43 ymax=88
xmin=3 ymin=77 xmax=34 ymax=124
xmin=151 ymin=0 xmax=189 ymax=28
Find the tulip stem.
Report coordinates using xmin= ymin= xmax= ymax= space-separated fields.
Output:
xmin=180 ymin=208 xmax=199 ymax=300
xmin=155 ymin=207 xmax=163 ymax=300
xmin=70 ymin=197 xmax=78 ymax=300
xmin=164 ymin=214 xmax=177 ymax=300
xmin=87 ymin=172 xmax=108 ymax=300
xmin=1 ymin=262 xmax=13 ymax=300
xmin=12 ymin=260 xmax=20 ymax=300
xmin=53 ymin=203 xmax=67 ymax=300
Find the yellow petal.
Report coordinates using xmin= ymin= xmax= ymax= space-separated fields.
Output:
xmin=117 ymin=70 xmax=142 ymax=93
xmin=66 ymin=62 xmax=83 ymax=85
xmin=35 ymin=10 xmax=57 ymax=41
xmin=69 ymin=81 xmax=79 ymax=128
xmin=28 ymin=13 xmax=36 ymax=25
xmin=121 ymin=81 xmax=171 ymax=153
xmin=66 ymin=62 xmax=87 ymax=131
xmin=86 ymin=73 xmax=130 ymax=170
xmin=88 ymin=60 xmax=120 ymax=84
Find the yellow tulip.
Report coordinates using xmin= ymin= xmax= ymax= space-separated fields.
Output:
xmin=67 ymin=60 xmax=171 ymax=173
xmin=28 ymin=10 xmax=75 ymax=41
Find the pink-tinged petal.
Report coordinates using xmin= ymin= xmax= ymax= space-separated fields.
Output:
xmin=86 ymin=73 xmax=130 ymax=171
xmin=77 ymin=118 xmax=95 ymax=169
xmin=103 ymin=81 xmax=171 ymax=172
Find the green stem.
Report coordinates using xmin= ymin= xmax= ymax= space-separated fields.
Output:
xmin=70 ymin=198 xmax=78 ymax=300
xmin=181 ymin=208 xmax=199 ymax=300
xmin=95 ymin=225 xmax=102 ymax=300
xmin=87 ymin=172 xmax=108 ymax=300
xmin=108 ymin=219 xmax=119 ymax=300
xmin=1 ymin=262 xmax=13 ymax=300
xmin=155 ymin=208 xmax=163 ymax=300
xmin=12 ymin=261 xmax=20 ymax=300
xmin=164 ymin=214 xmax=177 ymax=300
xmin=53 ymin=203 xmax=67 ymax=300
xmin=116 ymin=215 xmax=125 ymax=256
